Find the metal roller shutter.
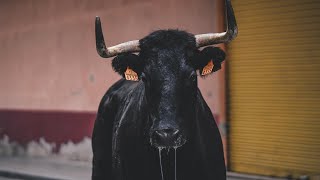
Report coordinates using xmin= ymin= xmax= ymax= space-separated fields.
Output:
xmin=227 ymin=0 xmax=320 ymax=178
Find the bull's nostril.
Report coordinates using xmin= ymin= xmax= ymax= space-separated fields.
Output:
xmin=155 ymin=129 xmax=179 ymax=139
xmin=152 ymin=129 xmax=183 ymax=147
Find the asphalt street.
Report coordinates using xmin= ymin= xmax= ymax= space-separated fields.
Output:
xmin=0 ymin=157 xmax=286 ymax=180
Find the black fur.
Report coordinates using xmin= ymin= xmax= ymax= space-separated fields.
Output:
xmin=139 ymin=29 xmax=196 ymax=51
xmin=92 ymin=30 xmax=226 ymax=180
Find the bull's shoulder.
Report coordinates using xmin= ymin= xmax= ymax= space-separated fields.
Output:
xmin=106 ymin=79 xmax=144 ymax=101
xmin=97 ymin=79 xmax=144 ymax=114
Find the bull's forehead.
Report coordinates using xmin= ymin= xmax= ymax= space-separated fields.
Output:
xmin=148 ymin=48 xmax=192 ymax=80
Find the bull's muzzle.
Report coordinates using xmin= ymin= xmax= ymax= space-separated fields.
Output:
xmin=151 ymin=129 xmax=186 ymax=148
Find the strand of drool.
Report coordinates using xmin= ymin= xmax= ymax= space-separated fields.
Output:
xmin=174 ymin=147 xmax=177 ymax=180
xmin=159 ymin=147 xmax=164 ymax=180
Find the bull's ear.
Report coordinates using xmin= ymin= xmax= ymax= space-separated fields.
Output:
xmin=191 ymin=47 xmax=226 ymax=77
xmin=111 ymin=53 xmax=144 ymax=81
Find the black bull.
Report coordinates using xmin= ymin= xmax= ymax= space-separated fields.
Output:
xmin=92 ymin=1 xmax=237 ymax=180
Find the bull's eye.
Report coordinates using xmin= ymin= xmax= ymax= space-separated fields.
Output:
xmin=189 ymin=73 xmax=197 ymax=82
xmin=140 ymin=73 xmax=147 ymax=82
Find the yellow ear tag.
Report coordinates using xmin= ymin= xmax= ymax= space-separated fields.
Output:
xmin=124 ymin=67 xmax=139 ymax=81
xmin=201 ymin=60 xmax=214 ymax=76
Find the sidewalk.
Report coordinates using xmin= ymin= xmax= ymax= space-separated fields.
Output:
xmin=0 ymin=157 xmax=286 ymax=180
xmin=0 ymin=157 xmax=91 ymax=180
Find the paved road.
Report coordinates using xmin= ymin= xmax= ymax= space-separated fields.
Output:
xmin=0 ymin=157 xmax=285 ymax=180
xmin=0 ymin=157 xmax=90 ymax=180
xmin=0 ymin=176 xmax=253 ymax=180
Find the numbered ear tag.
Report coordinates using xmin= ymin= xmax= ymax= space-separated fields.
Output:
xmin=201 ymin=60 xmax=214 ymax=76
xmin=124 ymin=67 xmax=139 ymax=81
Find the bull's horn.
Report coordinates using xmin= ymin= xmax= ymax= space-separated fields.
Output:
xmin=195 ymin=0 xmax=238 ymax=47
xmin=95 ymin=16 xmax=140 ymax=58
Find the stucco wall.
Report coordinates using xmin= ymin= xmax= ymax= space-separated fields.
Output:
xmin=0 ymin=0 xmax=225 ymax=113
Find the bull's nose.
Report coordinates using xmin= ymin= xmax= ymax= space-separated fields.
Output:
xmin=155 ymin=129 xmax=179 ymax=140
xmin=151 ymin=129 xmax=185 ymax=147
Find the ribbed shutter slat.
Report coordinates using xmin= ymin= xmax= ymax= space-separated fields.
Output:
xmin=228 ymin=0 xmax=320 ymax=178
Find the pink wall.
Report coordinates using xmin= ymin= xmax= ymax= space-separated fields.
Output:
xmin=0 ymin=0 xmax=225 ymax=113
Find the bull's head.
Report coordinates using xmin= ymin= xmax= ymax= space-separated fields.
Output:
xmin=95 ymin=0 xmax=237 ymax=149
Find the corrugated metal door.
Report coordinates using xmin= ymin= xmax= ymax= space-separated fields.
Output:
xmin=228 ymin=0 xmax=320 ymax=178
